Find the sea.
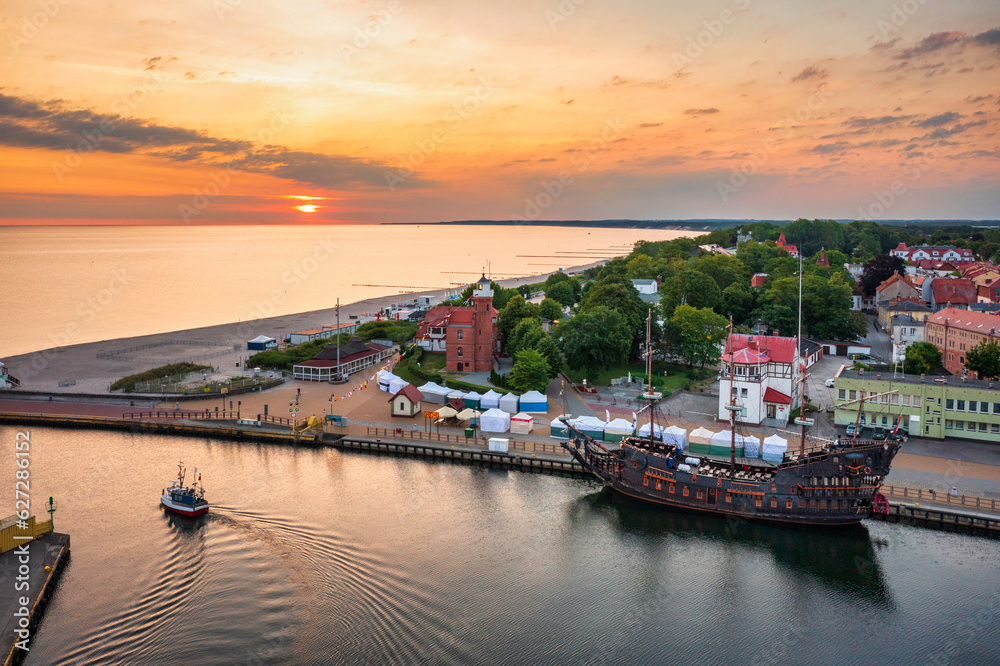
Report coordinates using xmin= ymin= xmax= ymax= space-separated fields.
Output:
xmin=2 ymin=426 xmax=998 ymax=665
xmin=0 ymin=224 xmax=693 ymax=357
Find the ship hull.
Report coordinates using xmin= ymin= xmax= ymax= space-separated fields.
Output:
xmin=160 ymin=494 xmax=210 ymax=517
xmin=565 ymin=435 xmax=899 ymax=528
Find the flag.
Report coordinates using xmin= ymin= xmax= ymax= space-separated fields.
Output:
xmin=605 ymin=409 xmax=610 ymax=422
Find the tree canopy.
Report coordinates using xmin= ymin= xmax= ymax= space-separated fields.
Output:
xmin=557 ymin=306 xmax=632 ymax=370
xmin=858 ymin=254 xmax=905 ymax=297
xmin=902 ymin=341 xmax=943 ymax=375
xmin=964 ymin=339 xmax=1000 ymax=380
xmin=509 ymin=348 xmax=551 ymax=393
xmin=668 ymin=304 xmax=729 ymax=368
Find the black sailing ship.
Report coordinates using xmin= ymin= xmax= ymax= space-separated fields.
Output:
xmin=563 ymin=310 xmax=900 ymax=527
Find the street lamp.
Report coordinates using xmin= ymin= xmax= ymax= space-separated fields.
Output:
xmin=237 ymin=400 xmax=241 ymax=419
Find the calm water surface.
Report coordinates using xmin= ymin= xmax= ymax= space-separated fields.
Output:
xmin=0 ymin=225 xmax=692 ymax=356
xmin=2 ymin=426 xmax=997 ymax=665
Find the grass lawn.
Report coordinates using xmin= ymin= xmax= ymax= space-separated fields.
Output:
xmin=394 ymin=350 xmax=447 ymax=385
xmin=563 ymin=361 xmax=717 ymax=392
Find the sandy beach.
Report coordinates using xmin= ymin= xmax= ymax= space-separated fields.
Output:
xmin=3 ymin=261 xmax=602 ymax=395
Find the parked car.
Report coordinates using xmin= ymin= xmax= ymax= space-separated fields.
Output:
xmin=873 ymin=427 xmax=886 ymax=440
xmin=846 ymin=423 xmax=857 ymax=436
xmin=825 ymin=378 xmax=836 ymax=387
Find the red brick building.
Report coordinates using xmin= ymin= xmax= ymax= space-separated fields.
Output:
xmin=415 ymin=276 xmax=498 ymax=372
xmin=775 ymin=232 xmax=798 ymax=258
xmin=924 ymin=308 xmax=1000 ymax=378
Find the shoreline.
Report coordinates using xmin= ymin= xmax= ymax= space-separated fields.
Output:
xmin=3 ymin=261 xmax=604 ymax=394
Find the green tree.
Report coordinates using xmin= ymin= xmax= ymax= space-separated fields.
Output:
xmin=964 ymin=339 xmax=1000 ymax=380
xmin=721 ymin=283 xmax=754 ymax=323
xmin=661 ymin=269 xmax=721 ymax=317
xmin=669 ymin=304 xmax=729 ymax=369
xmin=545 ymin=280 xmax=576 ymax=307
xmin=735 ymin=240 xmax=785 ymax=274
xmin=539 ymin=298 xmax=564 ymax=322
xmin=557 ymin=306 xmax=632 ymax=370
xmin=579 ymin=279 xmax=646 ymax=337
xmin=690 ymin=253 xmax=748 ymax=291
xmin=508 ymin=318 xmax=547 ymax=357
xmin=496 ymin=295 xmax=540 ymax=350
xmin=903 ymin=341 xmax=943 ymax=375
xmin=534 ymin=335 xmax=563 ymax=377
xmin=509 ymin=348 xmax=551 ymax=393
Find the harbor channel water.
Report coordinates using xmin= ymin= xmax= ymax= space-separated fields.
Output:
xmin=2 ymin=426 xmax=998 ymax=665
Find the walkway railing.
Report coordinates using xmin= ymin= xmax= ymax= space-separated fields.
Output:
xmin=882 ymin=484 xmax=998 ymax=512
xmin=122 ymin=410 xmax=294 ymax=426
xmin=363 ymin=427 xmax=568 ymax=456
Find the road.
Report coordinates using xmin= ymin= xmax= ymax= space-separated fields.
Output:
xmin=861 ymin=314 xmax=893 ymax=363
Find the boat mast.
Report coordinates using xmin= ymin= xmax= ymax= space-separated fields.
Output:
xmin=853 ymin=388 xmax=867 ymax=440
xmin=797 ymin=246 xmax=806 ymax=457
xmin=728 ymin=315 xmax=736 ymax=475
xmin=646 ymin=308 xmax=654 ymax=445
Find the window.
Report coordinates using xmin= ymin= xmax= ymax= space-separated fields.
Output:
xmin=957 ymin=400 xmax=965 ymax=411
xmin=946 ymin=399 xmax=954 ymax=410
xmin=956 ymin=421 xmax=964 ymax=430
xmin=902 ymin=395 xmax=911 ymax=406
xmin=741 ymin=388 xmax=748 ymax=397
xmin=770 ymin=498 xmax=777 ymax=508
xmin=457 ymin=347 xmax=463 ymax=357
xmin=981 ymin=402 xmax=989 ymax=413
xmin=669 ymin=483 xmax=675 ymax=494
xmin=656 ymin=480 xmax=662 ymax=490
xmin=755 ymin=497 xmax=762 ymax=507
xmin=910 ymin=328 xmax=916 ymax=335
xmin=994 ymin=403 xmax=1000 ymax=415
xmin=838 ymin=389 xmax=846 ymax=400
xmin=968 ymin=421 xmax=977 ymax=431
xmin=683 ymin=486 xmax=689 ymax=497
xmin=945 ymin=420 xmax=953 ymax=429
xmin=978 ymin=423 xmax=987 ymax=433
xmin=849 ymin=390 xmax=857 ymax=400
xmin=696 ymin=490 xmax=703 ymax=499
xmin=726 ymin=493 xmax=732 ymax=503
xmin=456 ymin=330 xmax=463 ymax=340
xmin=643 ymin=476 xmax=649 ymax=486
xmin=786 ymin=498 xmax=793 ymax=509
xmin=992 ymin=424 xmax=999 ymax=434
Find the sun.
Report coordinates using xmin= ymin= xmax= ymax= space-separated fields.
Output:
xmin=294 ymin=204 xmax=319 ymax=213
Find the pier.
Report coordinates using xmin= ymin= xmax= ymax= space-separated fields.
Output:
xmin=0 ymin=523 xmax=70 ymax=666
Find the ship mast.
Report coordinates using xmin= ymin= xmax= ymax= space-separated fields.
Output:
xmin=793 ymin=246 xmax=813 ymax=456
xmin=727 ymin=315 xmax=737 ymax=475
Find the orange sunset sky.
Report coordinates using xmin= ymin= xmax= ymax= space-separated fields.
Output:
xmin=1 ymin=0 xmax=998 ymax=224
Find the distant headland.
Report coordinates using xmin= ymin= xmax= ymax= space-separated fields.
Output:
xmin=387 ymin=219 xmax=999 ymax=230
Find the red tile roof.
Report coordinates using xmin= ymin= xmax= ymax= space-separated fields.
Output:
xmin=724 ymin=334 xmax=798 ymax=364
xmin=876 ymin=271 xmax=917 ymax=294
xmin=391 ymin=384 xmax=425 ymax=404
xmin=926 ymin=308 xmax=1000 ymax=332
xmin=931 ymin=278 xmax=977 ymax=305
xmin=763 ymin=387 xmax=792 ymax=404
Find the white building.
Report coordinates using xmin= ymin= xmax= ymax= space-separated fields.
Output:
xmin=630 ymin=278 xmax=661 ymax=304
xmin=718 ymin=334 xmax=802 ymax=427
xmin=890 ymin=315 xmax=925 ymax=364
xmin=289 ymin=322 xmax=358 ymax=345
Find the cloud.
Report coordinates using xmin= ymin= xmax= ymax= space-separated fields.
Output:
xmin=683 ymin=108 xmax=718 ymax=116
xmin=895 ymin=31 xmax=965 ymax=59
xmin=809 ymin=141 xmax=850 ymax=154
xmin=914 ymin=111 xmax=962 ymax=127
xmin=842 ymin=114 xmax=916 ymax=127
xmin=870 ymin=39 xmax=899 ymax=51
xmin=0 ymin=92 xmax=409 ymax=189
xmin=966 ymin=94 xmax=994 ymax=103
xmin=971 ymin=28 xmax=1000 ymax=48
xmin=790 ymin=65 xmax=828 ymax=82
xmin=638 ymin=122 xmax=663 ymax=128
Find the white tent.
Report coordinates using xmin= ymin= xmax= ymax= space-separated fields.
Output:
xmin=462 ymin=391 xmax=483 ymax=409
xmin=519 ymin=390 xmax=548 ymax=413
xmin=550 ymin=417 xmax=570 ymax=440
xmin=388 ymin=377 xmax=409 ymax=395
xmin=604 ymin=418 xmax=635 ymax=442
xmin=637 ymin=422 xmax=665 ymax=440
xmin=571 ymin=416 xmax=606 ymax=439
xmin=446 ymin=389 xmax=466 ymax=402
xmin=510 ymin=412 xmax=534 ymax=434
xmin=499 ymin=392 xmax=519 ymax=414
xmin=762 ymin=434 xmax=788 ymax=463
xmin=480 ymin=407 xmax=510 ymax=433
xmin=419 ymin=382 xmax=451 ymax=404
xmin=377 ymin=370 xmax=398 ymax=391
xmin=663 ymin=425 xmax=688 ymax=449
xmin=481 ymin=390 xmax=502 ymax=409
xmin=689 ymin=427 xmax=715 ymax=444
